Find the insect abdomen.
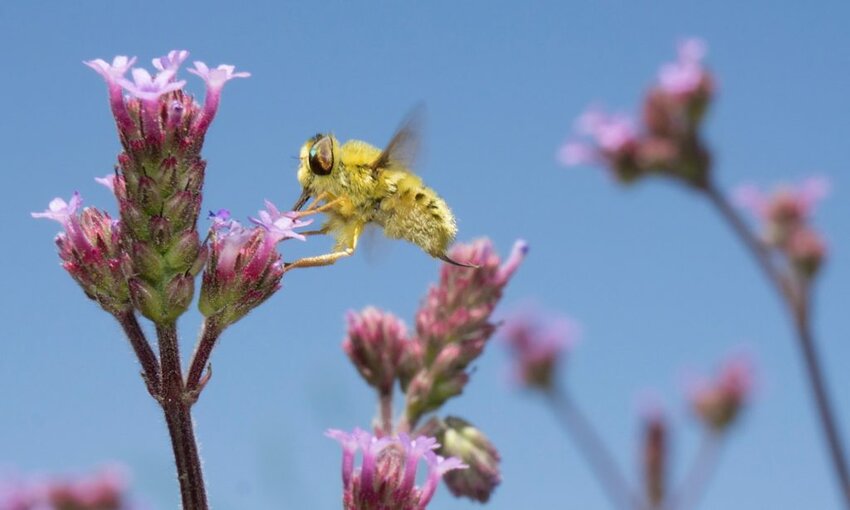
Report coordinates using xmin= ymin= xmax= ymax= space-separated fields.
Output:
xmin=377 ymin=174 xmax=457 ymax=257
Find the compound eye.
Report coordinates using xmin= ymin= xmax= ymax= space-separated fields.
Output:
xmin=308 ymin=136 xmax=334 ymax=176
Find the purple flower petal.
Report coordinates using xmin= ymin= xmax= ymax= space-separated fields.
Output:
xmin=31 ymin=192 xmax=82 ymax=225
xmin=188 ymin=61 xmax=251 ymax=91
xmin=152 ymin=49 xmax=189 ymax=74
xmin=249 ymin=200 xmax=312 ymax=242
xmin=84 ymin=55 xmax=137 ymax=84
xmin=118 ymin=67 xmax=186 ymax=101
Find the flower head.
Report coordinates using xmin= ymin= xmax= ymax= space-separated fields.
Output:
xmin=558 ymin=107 xmax=644 ymax=182
xmin=502 ymin=306 xmax=578 ymax=390
xmin=734 ymin=177 xmax=829 ymax=275
xmin=404 ymin=239 xmax=527 ymax=423
xmin=344 ymin=307 xmax=409 ymax=397
xmin=0 ymin=465 xmax=132 ymax=510
xmin=688 ymin=355 xmax=753 ymax=432
xmin=199 ymin=205 xmax=295 ymax=328
xmin=326 ymin=428 xmax=465 ymax=510
xmin=33 ymin=193 xmax=131 ymax=316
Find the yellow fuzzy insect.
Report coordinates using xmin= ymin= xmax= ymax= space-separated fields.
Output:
xmin=286 ymin=109 xmax=473 ymax=270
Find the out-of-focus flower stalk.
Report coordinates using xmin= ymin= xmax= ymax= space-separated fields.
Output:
xmin=561 ymin=36 xmax=850 ymax=507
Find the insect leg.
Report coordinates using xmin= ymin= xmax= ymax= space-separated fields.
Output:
xmin=295 ymin=197 xmax=345 ymax=218
xmin=282 ymin=248 xmax=355 ymax=270
xmin=283 ymin=223 xmax=362 ymax=271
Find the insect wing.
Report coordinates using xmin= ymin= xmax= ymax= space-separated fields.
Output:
xmin=371 ymin=105 xmax=424 ymax=174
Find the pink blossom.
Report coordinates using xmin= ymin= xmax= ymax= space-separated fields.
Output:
xmin=658 ymin=38 xmax=708 ymax=95
xmin=118 ymin=67 xmax=186 ymax=101
xmin=31 ymin=192 xmax=82 ymax=226
xmin=152 ymin=49 xmax=189 ymax=75
xmin=249 ymin=200 xmax=312 ymax=243
xmin=84 ymin=56 xmax=137 ymax=86
xmin=188 ymin=61 xmax=251 ymax=91
xmin=502 ymin=306 xmax=578 ymax=389
xmin=688 ymin=355 xmax=753 ymax=431
xmin=326 ymin=428 xmax=465 ymax=510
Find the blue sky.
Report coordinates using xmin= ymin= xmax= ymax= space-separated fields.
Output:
xmin=2 ymin=1 xmax=850 ymax=508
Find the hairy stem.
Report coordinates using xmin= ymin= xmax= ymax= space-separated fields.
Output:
xmin=705 ymin=183 xmax=850 ymax=506
xmin=186 ymin=317 xmax=223 ymax=394
xmin=547 ymin=387 xmax=640 ymax=510
xmin=157 ymin=322 xmax=209 ymax=510
xmin=667 ymin=432 xmax=722 ymax=510
xmin=379 ymin=391 xmax=394 ymax=435
xmin=115 ymin=310 xmax=161 ymax=397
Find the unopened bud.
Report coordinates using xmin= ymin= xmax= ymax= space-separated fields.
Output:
xmin=427 ymin=416 xmax=501 ymax=502
xmin=343 ymin=307 xmax=408 ymax=395
xmin=689 ymin=356 xmax=753 ymax=432
xmin=128 ymin=277 xmax=163 ymax=322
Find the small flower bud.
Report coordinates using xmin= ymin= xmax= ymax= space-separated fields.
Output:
xmin=131 ymin=241 xmax=165 ymax=283
xmin=343 ymin=307 xmax=409 ymax=395
xmin=787 ymin=227 xmax=826 ymax=277
xmin=199 ymin=203 xmax=308 ymax=329
xmin=689 ymin=355 xmax=753 ymax=432
xmin=424 ymin=416 xmax=501 ymax=502
xmin=33 ymin=193 xmax=132 ymax=316
xmin=164 ymin=274 xmax=194 ymax=321
xmin=502 ymin=307 xmax=577 ymax=390
xmin=164 ymin=230 xmax=203 ymax=273
xmin=128 ymin=277 xmax=163 ymax=322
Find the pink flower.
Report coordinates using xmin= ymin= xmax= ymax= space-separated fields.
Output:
xmin=33 ymin=193 xmax=132 ymax=315
xmin=118 ymin=67 xmax=186 ymax=101
xmin=152 ymin=49 xmax=189 ymax=76
xmin=502 ymin=306 xmax=578 ymax=389
xmin=734 ymin=177 xmax=829 ymax=224
xmin=31 ymin=192 xmax=82 ymax=226
xmin=84 ymin=56 xmax=137 ymax=86
xmin=326 ymin=428 xmax=465 ymax=510
xmin=688 ymin=355 xmax=753 ymax=431
xmin=200 ymin=206 xmax=292 ymax=327
xmin=658 ymin=38 xmax=708 ymax=96
xmin=576 ymin=109 xmax=638 ymax=153
xmin=249 ymin=200 xmax=312 ymax=243
xmin=343 ymin=307 xmax=409 ymax=396
xmin=188 ymin=61 xmax=251 ymax=137
xmin=188 ymin=61 xmax=251 ymax=91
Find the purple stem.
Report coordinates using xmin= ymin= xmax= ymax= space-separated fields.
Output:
xmin=156 ymin=322 xmax=209 ymax=510
xmin=186 ymin=317 xmax=223 ymax=395
xmin=547 ymin=387 xmax=641 ymax=510
xmin=666 ymin=432 xmax=722 ymax=510
xmin=115 ymin=310 xmax=161 ymax=397
xmin=705 ymin=183 xmax=850 ymax=507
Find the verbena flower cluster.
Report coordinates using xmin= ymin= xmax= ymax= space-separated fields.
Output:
xmin=335 ymin=239 xmax=528 ymax=503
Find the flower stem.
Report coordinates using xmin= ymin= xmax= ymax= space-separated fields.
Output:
xmin=186 ymin=317 xmax=223 ymax=395
xmin=156 ymin=322 xmax=209 ymax=510
xmin=704 ymin=183 xmax=850 ymax=507
xmin=667 ymin=432 xmax=722 ymax=510
xmin=379 ymin=390 xmax=394 ymax=435
xmin=115 ymin=310 xmax=161 ymax=397
xmin=547 ymin=387 xmax=640 ymax=510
